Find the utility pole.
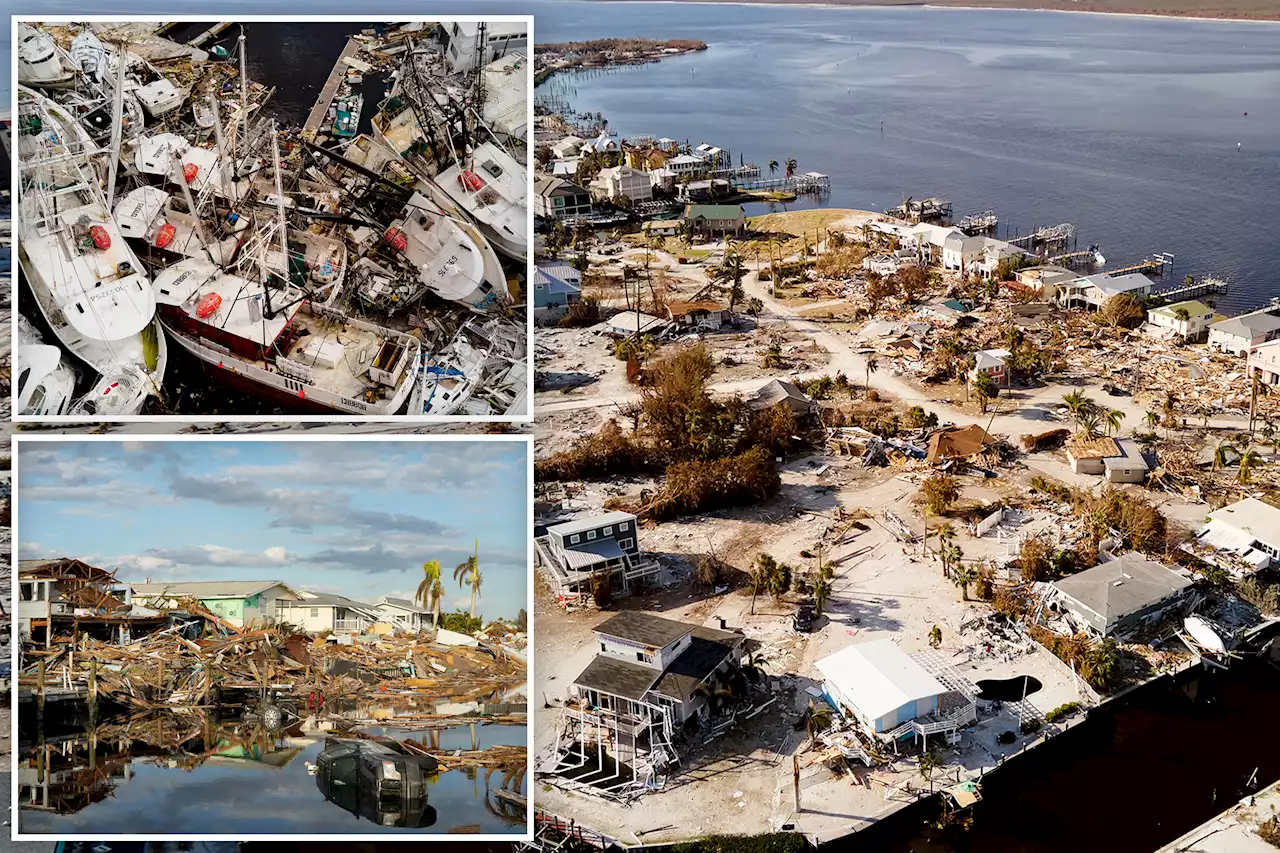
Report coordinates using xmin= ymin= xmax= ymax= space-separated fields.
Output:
xmin=1249 ymin=370 xmax=1259 ymax=441
xmin=793 ymin=753 xmax=801 ymax=813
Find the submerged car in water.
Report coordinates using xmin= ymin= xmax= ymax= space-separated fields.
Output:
xmin=314 ymin=737 xmax=439 ymax=828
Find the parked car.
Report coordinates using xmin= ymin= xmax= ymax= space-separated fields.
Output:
xmin=793 ymin=601 xmax=814 ymax=633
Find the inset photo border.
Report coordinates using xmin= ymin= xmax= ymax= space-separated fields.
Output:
xmin=11 ymin=16 xmax=533 ymax=425
xmin=10 ymin=433 xmax=533 ymax=841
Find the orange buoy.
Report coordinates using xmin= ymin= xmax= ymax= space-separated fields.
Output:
xmin=195 ymin=292 xmax=222 ymax=318
xmin=459 ymin=170 xmax=485 ymax=191
xmin=384 ymin=227 xmax=408 ymax=252
xmin=154 ymin=223 xmax=177 ymax=248
xmin=183 ymin=162 xmax=199 ymax=183
xmin=298 ymin=388 xmax=306 ymax=399
xmin=88 ymin=225 xmax=111 ymax=250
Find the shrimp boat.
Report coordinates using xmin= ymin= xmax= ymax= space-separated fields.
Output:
xmin=17 ymin=23 xmax=77 ymax=89
xmin=15 ymin=85 xmax=167 ymax=416
xmin=407 ymin=322 xmax=491 ymax=416
xmin=435 ymin=140 xmax=528 ymax=262
xmin=114 ymin=185 xmax=249 ymax=267
xmin=150 ymin=126 xmax=421 ymax=416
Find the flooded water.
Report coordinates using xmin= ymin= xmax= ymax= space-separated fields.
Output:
xmin=18 ymin=687 xmax=528 ymax=835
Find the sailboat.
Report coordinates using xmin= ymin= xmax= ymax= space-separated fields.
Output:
xmin=151 ymin=124 xmax=422 ymax=416
xmin=17 ymin=23 xmax=78 ymax=89
xmin=15 ymin=85 xmax=167 ymax=416
xmin=434 ymin=140 xmax=528 ymax=263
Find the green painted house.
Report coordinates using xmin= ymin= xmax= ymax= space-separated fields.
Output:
xmin=129 ymin=580 xmax=304 ymax=627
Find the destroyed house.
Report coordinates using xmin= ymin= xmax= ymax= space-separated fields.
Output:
xmin=925 ymin=424 xmax=996 ymax=465
xmin=130 ymin=580 xmax=304 ymax=628
xmin=1187 ymin=497 xmax=1280 ymax=578
xmin=20 ymin=559 xmax=168 ymax=647
xmin=1066 ymin=436 xmax=1149 ymax=484
xmin=1048 ymin=554 xmax=1192 ymax=639
xmin=572 ymin=612 xmax=746 ymax=726
xmin=279 ymin=592 xmax=381 ymax=635
xmin=750 ymin=379 xmax=817 ymax=417
xmin=535 ymin=511 xmax=662 ymax=597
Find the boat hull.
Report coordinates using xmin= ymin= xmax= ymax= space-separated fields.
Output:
xmin=158 ymin=316 xmax=418 ymax=416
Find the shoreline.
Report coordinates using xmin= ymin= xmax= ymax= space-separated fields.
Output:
xmin=575 ymin=0 xmax=1280 ymax=23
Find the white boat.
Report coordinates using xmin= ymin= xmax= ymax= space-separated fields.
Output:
xmin=382 ymin=191 xmax=509 ymax=313
xmin=435 ymin=140 xmax=528 ymax=262
xmin=69 ymin=28 xmax=107 ymax=82
xmin=152 ymin=257 xmax=421 ymax=416
xmin=131 ymin=70 xmax=186 ymax=119
xmin=133 ymin=132 xmax=256 ymax=200
xmin=114 ymin=185 xmax=248 ymax=266
xmin=193 ymin=100 xmax=217 ymax=130
xmin=15 ymin=318 xmax=79 ymax=417
xmin=18 ymin=23 xmax=77 ymax=89
xmin=408 ymin=324 xmax=491 ymax=416
xmin=15 ymin=85 xmax=167 ymax=416
xmin=1184 ymin=615 xmax=1229 ymax=656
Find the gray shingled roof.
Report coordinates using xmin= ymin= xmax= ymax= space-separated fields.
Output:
xmin=572 ymin=655 xmax=659 ymax=701
xmin=649 ymin=626 xmax=745 ymax=703
xmin=594 ymin=612 xmax=693 ymax=649
xmin=1052 ymin=554 xmax=1191 ymax=634
xmin=1211 ymin=312 xmax=1280 ymax=340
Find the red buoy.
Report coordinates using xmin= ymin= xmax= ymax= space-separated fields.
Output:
xmin=154 ymin=223 xmax=177 ymax=249
xmin=384 ymin=227 xmax=408 ymax=252
xmin=183 ymin=162 xmax=199 ymax=183
xmin=195 ymin=292 xmax=222 ymax=319
xmin=88 ymin=225 xmax=111 ymax=250
xmin=459 ymin=170 xmax=485 ymax=191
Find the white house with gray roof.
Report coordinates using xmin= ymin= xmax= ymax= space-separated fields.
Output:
xmin=1047 ymin=554 xmax=1192 ymax=639
xmin=1056 ymin=272 xmax=1154 ymax=310
xmin=1186 ymin=497 xmax=1280 ymax=579
xmin=534 ymin=511 xmax=662 ymax=597
xmin=375 ymin=597 xmax=432 ymax=633
xmin=278 ymin=591 xmax=380 ymax=634
xmin=1209 ymin=308 xmax=1280 ymax=357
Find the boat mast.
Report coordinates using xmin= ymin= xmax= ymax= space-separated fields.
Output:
xmin=239 ymin=30 xmax=250 ymax=165
xmin=271 ymin=118 xmax=289 ymax=279
xmin=209 ymin=94 xmax=234 ymax=203
xmin=172 ymin=149 xmax=212 ymax=256
xmin=103 ymin=38 xmax=128 ymax=210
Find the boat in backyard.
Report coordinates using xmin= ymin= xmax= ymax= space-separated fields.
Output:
xmin=151 ymin=257 xmax=421 ymax=415
xmin=434 ymin=140 xmax=527 ymax=263
xmin=15 ymin=85 xmax=167 ymax=416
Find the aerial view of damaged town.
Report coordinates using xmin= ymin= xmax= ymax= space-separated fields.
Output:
xmin=529 ymin=3 xmax=1280 ymax=852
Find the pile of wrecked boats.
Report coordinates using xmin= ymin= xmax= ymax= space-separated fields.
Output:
xmin=14 ymin=22 xmax=528 ymax=417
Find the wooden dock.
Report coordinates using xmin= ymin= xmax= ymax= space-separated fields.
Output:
xmin=304 ymin=36 xmax=362 ymax=135
xmin=1100 ymin=257 xmax=1169 ymax=277
xmin=187 ymin=22 xmax=234 ymax=48
xmin=1153 ymin=276 xmax=1229 ymax=305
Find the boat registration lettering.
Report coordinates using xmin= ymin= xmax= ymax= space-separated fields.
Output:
xmin=89 ymin=283 xmax=129 ymax=303
xmin=436 ymin=256 xmax=459 ymax=277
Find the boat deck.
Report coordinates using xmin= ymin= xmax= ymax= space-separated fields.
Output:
xmin=289 ymin=307 xmax=410 ymax=402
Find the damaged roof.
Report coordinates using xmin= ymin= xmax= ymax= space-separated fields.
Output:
xmin=926 ymin=424 xmax=997 ymax=463
xmin=750 ymin=379 xmax=814 ymax=412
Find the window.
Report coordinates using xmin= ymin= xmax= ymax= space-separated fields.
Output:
xmin=636 ymin=652 xmax=654 ymax=664
xmin=569 ymin=533 xmax=580 ymax=545
xmin=601 ymin=642 xmax=607 ymax=652
xmin=619 ymin=521 xmax=630 ymax=531
xmin=311 ymin=608 xmax=319 ymax=618
xmin=619 ymin=538 xmax=634 ymax=550
xmin=587 ymin=530 xmax=597 ymax=540
xmin=602 ymin=526 xmax=613 ymax=536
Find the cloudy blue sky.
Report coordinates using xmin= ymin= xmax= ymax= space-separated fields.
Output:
xmin=18 ymin=439 xmax=530 ymax=620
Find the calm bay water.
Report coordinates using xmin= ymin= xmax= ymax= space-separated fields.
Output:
xmin=530 ymin=2 xmax=1280 ymax=315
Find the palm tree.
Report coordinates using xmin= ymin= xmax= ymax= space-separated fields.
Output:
xmin=1102 ymin=409 xmax=1124 ymax=436
xmin=1144 ymin=410 xmax=1162 ymax=432
xmin=812 ymin=573 xmax=833 ymax=615
xmin=715 ymin=248 xmax=748 ymax=313
xmin=1238 ymin=449 xmax=1262 ymax=485
xmin=952 ymin=560 xmax=975 ymax=601
xmin=768 ymin=159 xmax=779 ymax=177
xmin=454 ymin=540 xmax=482 ymax=620
xmin=1062 ymin=390 xmax=1093 ymax=421
xmin=865 ymin=356 xmax=879 ymax=399
xmin=1077 ymin=411 xmax=1103 ymax=439
xmin=936 ymin=523 xmax=956 ymax=576
xmin=415 ymin=560 xmax=444 ymax=631
xmin=785 ymin=157 xmax=798 ymax=180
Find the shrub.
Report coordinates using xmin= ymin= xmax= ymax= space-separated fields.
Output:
xmin=1044 ymin=702 xmax=1081 ymax=723
xmin=638 ymin=446 xmax=782 ymax=522
xmin=535 ymin=420 xmax=655 ymax=482
xmin=1260 ymin=816 xmax=1280 ymax=848
xmin=558 ymin=296 xmax=602 ymax=328
xmin=673 ymin=833 xmax=809 ymax=853
xmin=1238 ymin=577 xmax=1280 ymax=614
xmin=1019 ymin=535 xmax=1054 ymax=583
xmin=918 ymin=473 xmax=960 ymax=516
xmin=974 ymin=565 xmax=995 ymax=601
